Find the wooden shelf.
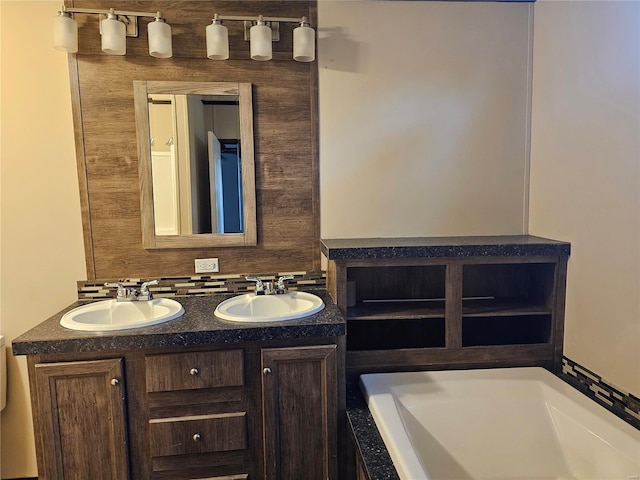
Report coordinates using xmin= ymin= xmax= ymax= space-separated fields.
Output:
xmin=462 ymin=298 xmax=552 ymax=317
xmin=346 ymin=297 xmax=551 ymax=321
xmin=346 ymin=300 xmax=445 ymax=320
xmin=324 ymin=236 xmax=569 ymax=377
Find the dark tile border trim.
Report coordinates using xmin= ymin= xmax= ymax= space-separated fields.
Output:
xmin=561 ymin=356 xmax=640 ymax=430
xmin=77 ymin=270 xmax=326 ymax=300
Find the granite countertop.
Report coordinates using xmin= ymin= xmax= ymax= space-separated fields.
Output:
xmin=321 ymin=235 xmax=571 ymax=260
xmin=347 ymin=381 xmax=400 ymax=480
xmin=12 ymin=289 xmax=344 ymax=356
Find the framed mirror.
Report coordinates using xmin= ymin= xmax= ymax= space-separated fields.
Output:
xmin=134 ymin=80 xmax=256 ymax=249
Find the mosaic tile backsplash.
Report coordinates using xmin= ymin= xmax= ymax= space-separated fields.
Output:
xmin=78 ymin=270 xmax=326 ymax=300
xmin=561 ymin=356 xmax=640 ymax=430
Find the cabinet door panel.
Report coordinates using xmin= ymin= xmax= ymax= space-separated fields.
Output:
xmin=34 ymin=358 xmax=129 ymax=480
xmin=261 ymin=345 xmax=337 ymax=480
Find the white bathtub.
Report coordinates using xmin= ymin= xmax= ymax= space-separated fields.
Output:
xmin=360 ymin=367 xmax=640 ymax=480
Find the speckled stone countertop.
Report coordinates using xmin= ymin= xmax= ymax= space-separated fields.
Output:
xmin=12 ymin=289 xmax=344 ymax=356
xmin=347 ymin=381 xmax=400 ymax=480
xmin=321 ymin=235 xmax=571 ymax=260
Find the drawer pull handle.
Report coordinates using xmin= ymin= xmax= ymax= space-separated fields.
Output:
xmin=189 ymin=368 xmax=199 ymax=376
xmin=192 ymin=433 xmax=201 ymax=442
xmin=263 ymin=367 xmax=272 ymax=375
xmin=110 ymin=378 xmax=119 ymax=386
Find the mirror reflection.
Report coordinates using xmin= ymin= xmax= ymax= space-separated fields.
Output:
xmin=148 ymin=93 xmax=243 ymax=235
xmin=134 ymin=81 xmax=256 ymax=249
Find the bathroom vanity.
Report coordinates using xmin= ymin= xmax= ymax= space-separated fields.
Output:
xmin=13 ymin=292 xmax=345 ymax=480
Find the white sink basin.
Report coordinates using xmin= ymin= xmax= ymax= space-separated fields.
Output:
xmin=214 ymin=291 xmax=325 ymax=322
xmin=60 ymin=298 xmax=184 ymax=331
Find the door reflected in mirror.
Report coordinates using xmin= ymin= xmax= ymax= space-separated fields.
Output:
xmin=135 ymin=81 xmax=256 ymax=249
xmin=148 ymin=93 xmax=243 ymax=235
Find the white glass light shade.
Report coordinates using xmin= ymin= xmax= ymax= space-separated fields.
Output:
xmin=293 ymin=25 xmax=315 ymax=62
xmin=53 ymin=14 xmax=78 ymax=53
xmin=250 ymin=23 xmax=272 ymax=61
xmin=101 ymin=15 xmax=126 ymax=55
xmin=148 ymin=19 xmax=172 ymax=58
xmin=206 ymin=22 xmax=229 ymax=60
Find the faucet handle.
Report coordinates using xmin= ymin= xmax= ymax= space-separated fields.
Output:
xmin=104 ymin=282 xmax=127 ymax=300
xmin=276 ymin=275 xmax=295 ymax=293
xmin=246 ymin=276 xmax=265 ymax=295
xmin=139 ymin=280 xmax=159 ymax=300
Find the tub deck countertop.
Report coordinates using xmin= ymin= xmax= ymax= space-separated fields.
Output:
xmin=321 ymin=235 xmax=571 ymax=260
xmin=12 ymin=289 xmax=345 ymax=356
xmin=347 ymin=380 xmax=400 ymax=480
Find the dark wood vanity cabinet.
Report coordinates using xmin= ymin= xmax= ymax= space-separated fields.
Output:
xmin=27 ymin=338 xmax=343 ymax=480
xmin=32 ymin=358 xmax=129 ymax=480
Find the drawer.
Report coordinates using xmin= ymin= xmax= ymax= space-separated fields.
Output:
xmin=146 ymin=349 xmax=243 ymax=392
xmin=149 ymin=412 xmax=247 ymax=457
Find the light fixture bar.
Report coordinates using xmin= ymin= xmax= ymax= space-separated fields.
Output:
xmin=214 ymin=15 xmax=309 ymax=23
xmin=55 ymin=5 xmax=172 ymax=58
xmin=207 ymin=13 xmax=315 ymax=62
xmin=61 ymin=6 xmax=162 ymax=19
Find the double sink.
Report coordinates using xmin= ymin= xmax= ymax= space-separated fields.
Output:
xmin=60 ymin=282 xmax=325 ymax=332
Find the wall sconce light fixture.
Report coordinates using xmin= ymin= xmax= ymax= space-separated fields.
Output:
xmin=206 ymin=14 xmax=315 ymax=62
xmin=53 ymin=6 xmax=172 ymax=58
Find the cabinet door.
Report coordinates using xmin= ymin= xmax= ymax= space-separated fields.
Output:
xmin=33 ymin=358 xmax=129 ymax=480
xmin=261 ymin=345 xmax=337 ymax=480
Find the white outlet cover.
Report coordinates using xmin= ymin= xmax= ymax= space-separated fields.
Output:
xmin=195 ymin=258 xmax=219 ymax=273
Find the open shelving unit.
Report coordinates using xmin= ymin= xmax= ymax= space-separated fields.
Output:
xmin=322 ymin=236 xmax=570 ymax=380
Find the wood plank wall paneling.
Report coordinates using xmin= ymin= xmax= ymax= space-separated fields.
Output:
xmin=69 ymin=0 xmax=319 ymax=279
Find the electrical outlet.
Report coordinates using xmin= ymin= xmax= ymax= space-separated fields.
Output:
xmin=194 ymin=258 xmax=219 ymax=273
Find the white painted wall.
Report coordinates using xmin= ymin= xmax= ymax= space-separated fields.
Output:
xmin=318 ymin=1 xmax=533 ymax=238
xmin=529 ymin=0 xmax=640 ymax=395
xmin=0 ymin=2 xmax=87 ymax=477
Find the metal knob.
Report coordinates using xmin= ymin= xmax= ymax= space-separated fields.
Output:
xmin=192 ymin=433 xmax=201 ymax=442
xmin=263 ymin=367 xmax=272 ymax=375
xmin=189 ymin=368 xmax=199 ymax=376
xmin=110 ymin=378 xmax=119 ymax=386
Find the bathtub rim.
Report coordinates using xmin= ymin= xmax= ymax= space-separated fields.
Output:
xmin=359 ymin=366 xmax=640 ymax=480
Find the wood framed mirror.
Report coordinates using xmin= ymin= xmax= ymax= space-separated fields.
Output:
xmin=134 ymin=80 xmax=256 ymax=249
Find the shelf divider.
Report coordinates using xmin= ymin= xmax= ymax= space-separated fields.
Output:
xmin=445 ymin=264 xmax=463 ymax=349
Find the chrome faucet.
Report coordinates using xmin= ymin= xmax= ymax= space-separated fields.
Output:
xmin=246 ymin=275 xmax=295 ymax=295
xmin=104 ymin=282 xmax=135 ymax=302
xmin=105 ymin=280 xmax=159 ymax=302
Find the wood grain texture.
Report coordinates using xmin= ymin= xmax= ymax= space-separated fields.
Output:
xmin=328 ymin=253 xmax=568 ymax=381
xmin=135 ymin=80 xmax=257 ymax=249
xmin=346 ymin=344 xmax=555 ymax=380
xmin=33 ymin=358 xmax=129 ymax=480
xmin=552 ymin=257 xmax=569 ymax=372
xmin=145 ymin=349 xmax=244 ymax=392
xmin=69 ymin=0 xmax=319 ymax=278
xmin=261 ymin=345 xmax=338 ymax=480
xmin=445 ymin=264 xmax=463 ymax=349
xmin=28 ymin=337 xmax=344 ymax=480
xmin=149 ymin=412 xmax=247 ymax=457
